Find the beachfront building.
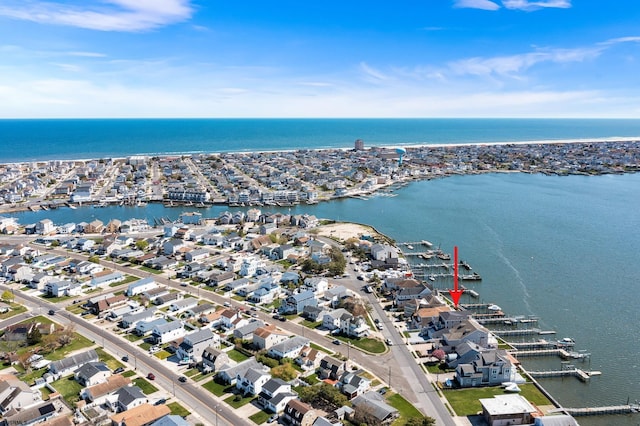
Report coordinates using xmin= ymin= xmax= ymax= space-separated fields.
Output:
xmin=454 ymin=349 xmax=516 ymax=388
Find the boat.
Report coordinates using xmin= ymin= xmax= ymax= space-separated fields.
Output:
xmin=487 ymin=304 xmax=502 ymax=311
xmin=421 ymin=240 xmax=433 ymax=247
xmin=556 ymin=337 xmax=576 ymax=347
xmin=68 ymin=204 xmax=77 ymax=209
xmin=407 ymin=244 xmax=414 ymax=250
xmin=501 ymin=382 xmax=521 ymax=393
xmin=428 ymin=275 xmax=436 ymax=282
xmin=460 ymin=272 xmax=482 ymax=281
xmin=459 ymin=260 xmax=472 ymax=270
xmin=437 ymin=252 xmax=451 ymax=261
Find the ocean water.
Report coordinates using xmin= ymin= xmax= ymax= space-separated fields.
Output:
xmin=4 ymin=118 xmax=640 ymax=425
xmin=2 ymin=118 xmax=640 ymax=162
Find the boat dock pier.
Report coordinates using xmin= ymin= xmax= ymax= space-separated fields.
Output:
xmin=492 ymin=328 xmax=557 ymax=337
xmin=528 ymin=368 xmax=600 ymax=382
xmin=549 ymin=404 xmax=640 ymax=416
xmin=506 ymin=340 xmax=557 ymax=350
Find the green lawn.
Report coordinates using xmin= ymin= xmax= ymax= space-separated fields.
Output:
xmin=45 ymin=334 xmax=95 ymax=361
xmin=387 ymin=393 xmax=424 ymax=420
xmin=224 ymin=393 xmax=255 ymax=409
xmin=124 ymin=333 xmax=144 ymax=342
xmin=168 ymin=402 xmax=190 ymax=417
xmin=442 ymin=384 xmax=550 ymax=416
xmin=227 ymin=349 xmax=250 ymax=362
xmin=133 ymin=377 xmax=159 ymax=394
xmin=0 ymin=303 xmax=27 ymax=320
xmin=202 ymin=380 xmax=235 ymax=397
xmin=51 ymin=375 xmax=84 ymax=406
xmin=334 ymin=336 xmax=386 ymax=354
xmin=249 ymin=410 xmax=270 ymax=424
xmin=300 ymin=320 xmax=322 ymax=329
xmin=139 ymin=266 xmax=163 ymax=274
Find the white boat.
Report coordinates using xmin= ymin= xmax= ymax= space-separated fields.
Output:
xmin=487 ymin=304 xmax=502 ymax=311
xmin=501 ymin=382 xmax=521 ymax=393
xmin=407 ymin=244 xmax=414 ymax=250
xmin=556 ymin=337 xmax=576 ymax=347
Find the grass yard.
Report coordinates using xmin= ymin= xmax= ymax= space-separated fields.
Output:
xmin=133 ymin=377 xmax=159 ymax=394
xmin=0 ymin=303 xmax=27 ymax=319
xmin=45 ymin=334 xmax=95 ymax=361
xmin=387 ymin=392 xmax=424 ymax=419
xmin=139 ymin=266 xmax=162 ymax=274
xmin=124 ymin=333 xmax=144 ymax=342
xmin=168 ymin=402 xmax=190 ymax=417
xmin=202 ymin=380 xmax=235 ymax=397
xmin=227 ymin=349 xmax=250 ymax=362
xmin=51 ymin=375 xmax=84 ymax=406
xmin=249 ymin=410 xmax=270 ymax=424
xmin=224 ymin=393 xmax=255 ymax=409
xmin=442 ymin=384 xmax=550 ymax=416
xmin=300 ymin=320 xmax=322 ymax=329
xmin=334 ymin=335 xmax=386 ymax=354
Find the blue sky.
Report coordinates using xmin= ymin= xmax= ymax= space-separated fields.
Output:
xmin=0 ymin=0 xmax=639 ymax=118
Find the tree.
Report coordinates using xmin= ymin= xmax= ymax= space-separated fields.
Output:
xmin=1 ymin=290 xmax=14 ymax=303
xmin=27 ymin=327 xmax=42 ymax=346
xmin=135 ymin=240 xmax=149 ymax=250
xmin=405 ymin=416 xmax=436 ymax=426
xmin=271 ymin=363 xmax=297 ymax=382
xmin=56 ymin=325 xmax=75 ymax=347
xmin=352 ymin=403 xmax=378 ymax=426
xmin=88 ymin=255 xmax=100 ymax=264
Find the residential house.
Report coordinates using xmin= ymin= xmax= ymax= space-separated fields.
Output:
xmin=121 ymin=308 xmax=157 ymax=329
xmin=351 ymin=391 xmax=399 ymax=425
xmin=279 ymin=290 xmax=317 ymax=315
xmin=88 ymin=294 xmax=128 ymax=315
xmin=217 ymin=358 xmax=266 ymax=385
xmin=258 ymin=378 xmax=297 ymax=414
xmin=169 ymin=298 xmax=198 ymax=313
xmin=184 ymin=248 xmax=210 ymax=262
xmin=455 ymin=349 xmax=516 ymax=388
xmin=126 ymin=277 xmax=158 ymax=297
xmin=176 ymin=328 xmax=219 ymax=364
xmin=89 ymin=271 xmax=125 ymax=288
xmin=394 ymin=284 xmax=433 ymax=308
xmin=303 ymin=277 xmax=328 ymax=296
xmin=339 ymin=370 xmax=371 ymax=399
xmin=0 ymin=401 xmax=57 ymax=426
xmin=253 ymin=325 xmax=289 ymax=350
xmin=283 ymin=399 xmax=318 ymax=426
xmin=135 ymin=318 xmax=167 ymax=336
xmin=151 ymin=321 xmax=185 ymax=345
xmin=154 ymin=292 xmax=183 ymax=306
xmin=80 ymin=374 xmax=131 ymax=405
xmin=295 ymin=345 xmax=325 ymax=371
xmin=441 ymin=319 xmax=496 ymax=351
xmin=162 ymin=238 xmax=186 ymax=256
xmin=233 ymin=320 xmax=265 ymax=341
xmin=74 ymin=362 xmax=112 ymax=386
xmin=0 ymin=375 xmax=42 ymax=414
xmin=236 ymin=367 xmax=271 ymax=396
xmin=302 ymin=305 xmax=328 ymax=322
xmin=110 ymin=403 xmax=171 ymax=426
xmin=48 ymin=349 xmax=99 ymax=377
xmin=110 ymin=385 xmax=148 ymax=413
xmin=150 ymin=415 xmax=191 ymax=426
xmin=200 ymin=346 xmax=232 ymax=374
xmin=268 ymin=336 xmax=310 ymax=360
xmin=318 ymin=356 xmax=346 ymax=381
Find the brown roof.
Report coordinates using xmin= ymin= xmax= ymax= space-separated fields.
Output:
xmin=110 ymin=403 xmax=171 ymax=426
xmin=86 ymin=374 xmax=131 ymax=399
xmin=253 ymin=324 xmax=277 ymax=339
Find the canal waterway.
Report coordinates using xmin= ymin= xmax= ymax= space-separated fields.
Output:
xmin=10 ymin=171 xmax=640 ymax=426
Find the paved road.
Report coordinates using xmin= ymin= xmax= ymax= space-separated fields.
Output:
xmin=3 ymin=285 xmax=244 ymax=426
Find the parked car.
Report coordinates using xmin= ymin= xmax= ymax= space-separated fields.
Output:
xmin=385 ymin=338 xmax=393 ymax=346
xmin=332 ymin=339 xmax=342 ymax=345
xmin=178 ymin=376 xmax=187 ymax=383
xmin=121 ymin=355 xmax=129 ymax=362
xmin=268 ymin=414 xmax=279 ymax=423
xmin=114 ymin=367 xmax=125 ymax=374
xmin=154 ymin=398 xmax=167 ymax=406
xmin=147 ymin=373 xmax=155 ymax=380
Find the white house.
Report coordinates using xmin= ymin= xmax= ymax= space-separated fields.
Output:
xmin=151 ymin=321 xmax=186 ymax=344
xmin=126 ymin=276 xmax=158 ymax=297
xmin=268 ymin=336 xmax=310 ymax=360
xmin=236 ymin=367 xmax=271 ymax=396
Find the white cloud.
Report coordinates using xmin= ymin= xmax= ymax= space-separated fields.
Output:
xmin=359 ymin=62 xmax=392 ymax=83
xmin=449 ymin=46 xmax=602 ymax=77
xmin=0 ymin=0 xmax=194 ymax=32
xmin=502 ymin=0 xmax=571 ymax=11
xmin=453 ymin=0 xmax=501 ymax=10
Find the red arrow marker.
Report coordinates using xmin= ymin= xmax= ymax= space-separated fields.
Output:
xmin=448 ymin=246 xmax=464 ymax=307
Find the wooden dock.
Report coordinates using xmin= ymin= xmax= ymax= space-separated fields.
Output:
xmin=550 ymin=405 xmax=640 ymax=416
xmin=528 ymin=368 xmax=600 ymax=382
xmin=493 ymin=328 xmax=556 ymax=336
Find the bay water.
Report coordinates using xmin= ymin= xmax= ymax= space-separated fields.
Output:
xmin=3 ymin=118 xmax=640 ymax=425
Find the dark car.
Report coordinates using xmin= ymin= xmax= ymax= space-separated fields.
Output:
xmin=48 ymin=309 xmax=55 ymax=315
xmin=178 ymin=376 xmax=187 ymax=383
xmin=278 ymin=316 xmax=286 ymax=322
xmin=147 ymin=373 xmax=155 ymax=380
xmin=332 ymin=339 xmax=342 ymax=345
xmin=154 ymin=398 xmax=167 ymax=406
xmin=272 ymin=314 xmax=281 ymax=320
xmin=121 ymin=355 xmax=129 ymax=362
xmin=114 ymin=367 xmax=125 ymax=374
